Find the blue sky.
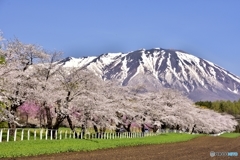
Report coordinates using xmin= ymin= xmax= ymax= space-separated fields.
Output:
xmin=0 ymin=0 xmax=240 ymax=76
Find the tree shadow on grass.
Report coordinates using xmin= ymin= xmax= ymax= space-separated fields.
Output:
xmin=81 ymin=139 xmax=100 ymax=143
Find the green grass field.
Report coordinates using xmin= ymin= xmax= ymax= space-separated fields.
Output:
xmin=0 ymin=133 xmax=201 ymax=158
xmin=0 ymin=132 xmax=239 ymax=158
xmin=219 ymin=132 xmax=240 ymax=138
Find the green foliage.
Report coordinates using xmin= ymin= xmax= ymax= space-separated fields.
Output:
xmin=219 ymin=133 xmax=240 ymax=138
xmin=0 ymin=55 xmax=5 ymax=64
xmin=195 ymin=99 xmax=240 ymax=116
xmin=0 ymin=101 xmax=6 ymax=109
xmin=0 ymin=133 xmax=201 ymax=158
xmin=0 ymin=122 xmax=8 ymax=128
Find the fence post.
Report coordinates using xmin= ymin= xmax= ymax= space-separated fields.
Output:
xmin=73 ymin=132 xmax=75 ymax=139
xmin=21 ymin=129 xmax=24 ymax=141
xmin=14 ymin=129 xmax=17 ymax=141
xmin=46 ymin=129 xmax=48 ymax=140
xmin=0 ymin=129 xmax=2 ymax=142
xmin=55 ymin=130 xmax=58 ymax=140
xmin=50 ymin=130 xmax=53 ymax=140
xmin=6 ymin=129 xmax=10 ymax=142
xmin=28 ymin=130 xmax=30 ymax=140
xmin=65 ymin=131 xmax=67 ymax=139
xmin=40 ymin=129 xmax=42 ymax=140
xmin=60 ymin=131 xmax=62 ymax=140
xmin=34 ymin=130 xmax=36 ymax=140
xmin=80 ymin=132 xmax=82 ymax=139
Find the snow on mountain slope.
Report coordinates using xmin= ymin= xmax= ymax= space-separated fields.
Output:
xmin=57 ymin=56 xmax=97 ymax=68
xmin=58 ymin=48 xmax=240 ymax=101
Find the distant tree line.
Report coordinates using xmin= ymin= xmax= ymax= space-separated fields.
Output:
xmin=195 ymin=99 xmax=240 ymax=116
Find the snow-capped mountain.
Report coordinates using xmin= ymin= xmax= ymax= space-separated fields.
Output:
xmin=59 ymin=48 xmax=240 ymax=101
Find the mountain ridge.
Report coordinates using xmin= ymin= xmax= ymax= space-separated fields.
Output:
xmin=59 ymin=48 xmax=240 ymax=101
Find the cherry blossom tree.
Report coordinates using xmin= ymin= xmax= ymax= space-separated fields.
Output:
xmin=27 ymin=52 xmax=63 ymax=131
xmin=129 ymin=88 xmax=237 ymax=134
xmin=0 ymin=35 xmax=49 ymax=134
xmin=18 ymin=102 xmax=40 ymax=125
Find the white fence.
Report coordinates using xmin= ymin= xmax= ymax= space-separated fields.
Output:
xmin=0 ymin=127 xmax=230 ymax=143
xmin=0 ymin=128 xmax=151 ymax=142
xmin=0 ymin=128 xmax=184 ymax=143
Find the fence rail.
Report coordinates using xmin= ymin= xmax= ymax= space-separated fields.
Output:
xmin=0 ymin=128 xmax=185 ymax=143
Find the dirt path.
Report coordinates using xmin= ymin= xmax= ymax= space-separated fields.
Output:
xmin=4 ymin=136 xmax=240 ymax=160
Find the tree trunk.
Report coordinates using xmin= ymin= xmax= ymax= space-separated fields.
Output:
xmin=43 ymin=103 xmax=53 ymax=137
xmin=115 ymin=123 xmax=121 ymax=137
xmin=8 ymin=106 xmax=18 ymax=136
xmin=190 ymin=124 xmax=196 ymax=134
xmin=39 ymin=112 xmax=42 ymax=128
xmin=52 ymin=114 xmax=66 ymax=139
xmin=53 ymin=116 xmax=65 ymax=130
xmin=66 ymin=115 xmax=77 ymax=137
xmin=141 ymin=124 xmax=145 ymax=137
xmin=26 ymin=114 xmax=29 ymax=125
xmin=39 ymin=109 xmax=45 ymax=128
xmin=45 ymin=106 xmax=53 ymax=129
xmin=123 ymin=123 xmax=131 ymax=132
xmin=93 ymin=124 xmax=99 ymax=138
xmin=153 ymin=125 xmax=158 ymax=133
xmin=8 ymin=122 xmax=16 ymax=136
xmin=43 ymin=110 xmax=46 ymax=128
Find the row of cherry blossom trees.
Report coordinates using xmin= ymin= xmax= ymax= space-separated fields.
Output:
xmin=0 ymin=31 xmax=238 ymax=136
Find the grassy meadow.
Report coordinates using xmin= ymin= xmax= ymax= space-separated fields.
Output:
xmin=219 ymin=132 xmax=240 ymax=138
xmin=0 ymin=133 xmax=201 ymax=158
xmin=0 ymin=132 xmax=239 ymax=158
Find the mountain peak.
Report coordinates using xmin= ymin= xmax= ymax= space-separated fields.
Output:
xmin=59 ymin=48 xmax=240 ymax=101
